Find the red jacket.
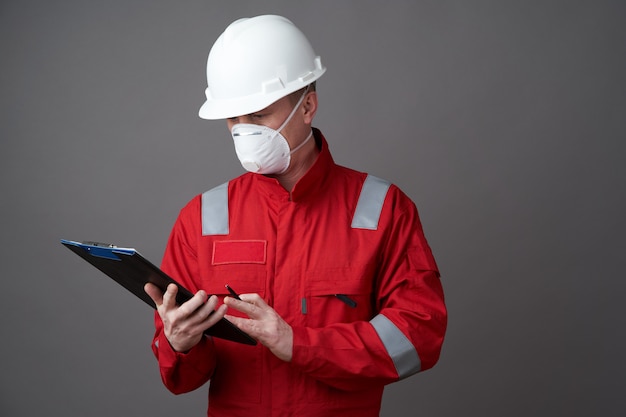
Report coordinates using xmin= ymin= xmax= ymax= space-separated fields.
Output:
xmin=151 ymin=129 xmax=447 ymax=417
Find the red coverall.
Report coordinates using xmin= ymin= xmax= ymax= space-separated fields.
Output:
xmin=151 ymin=129 xmax=447 ymax=417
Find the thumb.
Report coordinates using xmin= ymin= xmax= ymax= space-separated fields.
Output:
xmin=144 ymin=282 xmax=164 ymax=307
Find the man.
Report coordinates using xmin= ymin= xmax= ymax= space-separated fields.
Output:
xmin=145 ymin=14 xmax=446 ymax=417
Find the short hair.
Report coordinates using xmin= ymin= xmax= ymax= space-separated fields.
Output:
xmin=287 ymin=81 xmax=317 ymax=105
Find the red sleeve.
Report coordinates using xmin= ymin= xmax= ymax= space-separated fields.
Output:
xmin=290 ymin=187 xmax=447 ymax=391
xmin=149 ymin=197 xmax=218 ymax=394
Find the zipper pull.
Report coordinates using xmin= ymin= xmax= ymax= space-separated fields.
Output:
xmin=335 ymin=294 xmax=357 ymax=308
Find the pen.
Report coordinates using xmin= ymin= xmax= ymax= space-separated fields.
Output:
xmin=225 ymin=284 xmax=242 ymax=300
xmin=335 ymin=294 xmax=357 ymax=308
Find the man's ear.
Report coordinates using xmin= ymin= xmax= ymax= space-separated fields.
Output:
xmin=302 ymin=91 xmax=318 ymax=124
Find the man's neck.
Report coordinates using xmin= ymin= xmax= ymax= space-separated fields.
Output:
xmin=271 ymin=137 xmax=320 ymax=193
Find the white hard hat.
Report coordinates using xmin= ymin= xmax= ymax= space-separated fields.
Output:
xmin=198 ymin=15 xmax=326 ymax=120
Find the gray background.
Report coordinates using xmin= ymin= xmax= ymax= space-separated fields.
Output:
xmin=1 ymin=0 xmax=624 ymax=416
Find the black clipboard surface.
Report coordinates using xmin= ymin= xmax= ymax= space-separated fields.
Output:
xmin=61 ymin=239 xmax=257 ymax=346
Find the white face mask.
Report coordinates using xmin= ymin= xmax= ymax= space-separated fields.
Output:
xmin=231 ymin=88 xmax=313 ymax=174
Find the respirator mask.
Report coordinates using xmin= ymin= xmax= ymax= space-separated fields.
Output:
xmin=231 ymin=87 xmax=312 ymax=174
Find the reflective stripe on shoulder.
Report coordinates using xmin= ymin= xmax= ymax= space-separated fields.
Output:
xmin=351 ymin=175 xmax=391 ymax=230
xmin=370 ymin=314 xmax=421 ymax=379
xmin=201 ymin=182 xmax=229 ymax=236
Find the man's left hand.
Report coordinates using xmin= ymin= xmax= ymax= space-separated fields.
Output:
xmin=224 ymin=294 xmax=293 ymax=362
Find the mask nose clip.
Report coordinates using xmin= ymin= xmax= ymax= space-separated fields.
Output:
xmin=232 ymin=129 xmax=263 ymax=137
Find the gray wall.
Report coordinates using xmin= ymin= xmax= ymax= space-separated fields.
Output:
xmin=1 ymin=1 xmax=624 ymax=416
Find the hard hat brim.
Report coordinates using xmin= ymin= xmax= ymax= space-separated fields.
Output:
xmin=198 ymin=68 xmax=325 ymax=120
xmin=198 ymin=88 xmax=294 ymax=120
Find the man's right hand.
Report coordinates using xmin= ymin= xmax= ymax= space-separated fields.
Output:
xmin=144 ymin=283 xmax=228 ymax=353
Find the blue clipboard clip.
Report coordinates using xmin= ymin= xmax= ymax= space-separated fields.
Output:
xmin=60 ymin=239 xmax=136 ymax=261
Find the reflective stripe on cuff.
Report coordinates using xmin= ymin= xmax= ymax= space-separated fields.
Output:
xmin=370 ymin=314 xmax=421 ymax=379
xmin=202 ymin=182 xmax=229 ymax=236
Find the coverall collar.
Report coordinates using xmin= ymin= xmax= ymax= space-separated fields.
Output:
xmin=253 ymin=128 xmax=335 ymax=202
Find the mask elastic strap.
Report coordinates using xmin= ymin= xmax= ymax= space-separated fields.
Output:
xmin=289 ymin=129 xmax=313 ymax=155
xmin=277 ymin=85 xmax=310 ymax=133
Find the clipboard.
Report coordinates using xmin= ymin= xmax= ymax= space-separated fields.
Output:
xmin=61 ymin=239 xmax=257 ymax=346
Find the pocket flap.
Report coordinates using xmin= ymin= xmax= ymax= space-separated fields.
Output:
xmin=212 ymin=240 xmax=267 ymax=265
xmin=307 ymin=269 xmax=372 ymax=296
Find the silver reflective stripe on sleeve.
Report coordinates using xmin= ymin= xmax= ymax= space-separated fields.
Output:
xmin=351 ymin=175 xmax=391 ymax=230
xmin=370 ymin=314 xmax=421 ymax=379
xmin=202 ymin=182 xmax=229 ymax=236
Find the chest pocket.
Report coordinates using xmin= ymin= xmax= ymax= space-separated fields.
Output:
xmin=200 ymin=239 xmax=267 ymax=302
xmin=202 ymin=239 xmax=268 ymax=308
xmin=303 ymin=268 xmax=375 ymax=328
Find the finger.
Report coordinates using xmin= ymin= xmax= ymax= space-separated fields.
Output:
xmin=189 ymin=301 xmax=227 ymax=335
xmin=224 ymin=314 xmax=255 ymax=335
xmin=203 ymin=303 xmax=228 ymax=328
xmin=238 ymin=293 xmax=265 ymax=306
xmin=144 ymin=283 xmax=164 ymax=307
xmin=224 ymin=296 xmax=257 ymax=317
xmin=189 ymin=294 xmax=219 ymax=323
xmin=160 ymin=283 xmax=180 ymax=311
xmin=224 ymin=293 xmax=265 ymax=317
xmin=175 ymin=289 xmax=209 ymax=318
